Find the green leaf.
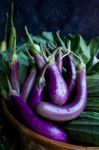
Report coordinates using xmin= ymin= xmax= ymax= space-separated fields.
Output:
xmin=78 ymin=35 xmax=90 ymax=63
xmin=31 ymin=32 xmax=57 ymax=50
xmin=19 ymin=64 xmax=28 ymax=85
xmin=17 ymin=42 xmax=30 ymax=53
xmin=18 ymin=52 xmax=29 ymax=66
xmin=42 ymin=31 xmax=57 ymax=48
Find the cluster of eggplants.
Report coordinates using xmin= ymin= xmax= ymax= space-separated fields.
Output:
xmin=3 ymin=6 xmax=87 ymax=141
xmin=8 ymin=26 xmax=87 ymax=142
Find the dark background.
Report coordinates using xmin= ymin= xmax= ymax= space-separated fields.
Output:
xmin=0 ymin=0 xmax=99 ymax=41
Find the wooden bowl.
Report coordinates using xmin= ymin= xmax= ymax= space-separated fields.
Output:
xmin=2 ymin=100 xmax=99 ymax=150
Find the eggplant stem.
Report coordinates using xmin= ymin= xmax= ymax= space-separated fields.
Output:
xmin=52 ymin=47 xmax=62 ymax=58
xmin=48 ymin=47 xmax=62 ymax=63
xmin=40 ymin=63 xmax=49 ymax=79
xmin=61 ymin=40 xmax=71 ymax=59
xmin=68 ymin=40 xmax=71 ymax=52
xmin=25 ymin=26 xmax=34 ymax=44
xmin=72 ymin=51 xmax=85 ymax=68
xmin=12 ymin=36 xmax=17 ymax=57
xmin=61 ymin=51 xmax=70 ymax=60
xmin=38 ymin=63 xmax=49 ymax=88
xmin=45 ymin=45 xmax=51 ymax=55
xmin=25 ymin=48 xmax=34 ymax=62
xmin=25 ymin=26 xmax=39 ymax=55
xmin=56 ymin=31 xmax=67 ymax=51
xmin=40 ymin=44 xmax=48 ymax=62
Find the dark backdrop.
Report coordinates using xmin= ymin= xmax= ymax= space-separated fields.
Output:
xmin=0 ymin=0 xmax=99 ymax=41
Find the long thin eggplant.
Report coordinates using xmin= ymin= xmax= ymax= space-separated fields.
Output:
xmin=9 ymin=3 xmax=20 ymax=94
xmin=21 ymin=67 xmax=37 ymax=102
xmin=28 ymin=64 xmax=48 ymax=109
xmin=10 ymin=91 xmax=68 ymax=142
xmin=36 ymin=61 xmax=87 ymax=121
xmin=63 ymin=53 xmax=76 ymax=99
xmin=47 ymin=63 xmax=68 ymax=105
xmin=10 ymin=37 xmax=20 ymax=94
xmin=25 ymin=26 xmax=45 ymax=72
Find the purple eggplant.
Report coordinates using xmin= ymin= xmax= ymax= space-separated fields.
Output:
xmin=10 ymin=91 xmax=68 ymax=142
xmin=9 ymin=5 xmax=20 ymax=94
xmin=10 ymin=58 xmax=20 ymax=94
xmin=63 ymin=53 xmax=76 ymax=99
xmin=47 ymin=63 xmax=68 ymax=106
xmin=28 ymin=64 xmax=48 ymax=109
xmin=36 ymin=63 xmax=87 ymax=121
xmin=10 ymin=36 xmax=20 ymax=94
xmin=21 ymin=67 xmax=37 ymax=102
xmin=34 ymin=53 xmax=45 ymax=72
xmin=25 ymin=26 xmax=45 ymax=72
xmin=25 ymin=27 xmax=68 ymax=106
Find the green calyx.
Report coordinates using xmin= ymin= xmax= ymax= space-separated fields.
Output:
xmin=25 ymin=26 xmax=41 ymax=55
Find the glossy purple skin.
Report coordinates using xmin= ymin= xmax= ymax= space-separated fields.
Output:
xmin=28 ymin=79 xmax=44 ymax=109
xmin=36 ymin=68 xmax=87 ymax=121
xmin=21 ymin=69 xmax=37 ymax=102
xmin=34 ymin=53 xmax=45 ymax=72
xmin=11 ymin=94 xmax=68 ymax=142
xmin=64 ymin=53 xmax=76 ymax=98
xmin=10 ymin=61 xmax=20 ymax=94
xmin=56 ymin=50 xmax=62 ymax=72
xmin=48 ymin=64 xmax=68 ymax=105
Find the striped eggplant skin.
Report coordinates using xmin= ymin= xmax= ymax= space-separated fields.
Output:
xmin=10 ymin=93 xmax=68 ymax=142
xmin=34 ymin=53 xmax=46 ymax=73
xmin=36 ymin=67 xmax=87 ymax=122
xmin=21 ymin=68 xmax=37 ymax=102
xmin=63 ymin=53 xmax=76 ymax=99
xmin=47 ymin=64 xmax=68 ymax=106
xmin=10 ymin=55 xmax=20 ymax=94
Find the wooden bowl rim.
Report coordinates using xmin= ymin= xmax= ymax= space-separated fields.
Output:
xmin=2 ymin=100 xmax=99 ymax=150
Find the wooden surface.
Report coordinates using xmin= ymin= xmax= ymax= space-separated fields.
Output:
xmin=2 ymin=100 xmax=99 ymax=150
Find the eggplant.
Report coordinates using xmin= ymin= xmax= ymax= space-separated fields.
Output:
xmin=36 ymin=63 xmax=87 ymax=121
xmin=28 ymin=64 xmax=48 ymax=109
xmin=34 ymin=53 xmax=45 ymax=72
xmin=10 ymin=91 xmax=68 ymax=142
xmin=47 ymin=63 xmax=68 ymax=106
xmin=25 ymin=28 xmax=68 ymax=105
xmin=10 ymin=36 xmax=20 ymax=94
xmin=9 ymin=3 xmax=20 ymax=94
xmin=21 ymin=67 xmax=37 ymax=102
xmin=63 ymin=53 xmax=76 ymax=99
xmin=25 ymin=26 xmax=45 ymax=72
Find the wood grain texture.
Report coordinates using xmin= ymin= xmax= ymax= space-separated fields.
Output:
xmin=2 ymin=100 xmax=99 ymax=150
